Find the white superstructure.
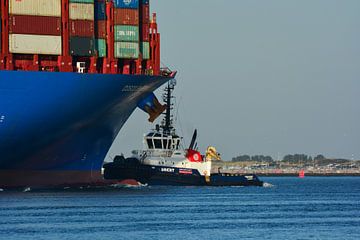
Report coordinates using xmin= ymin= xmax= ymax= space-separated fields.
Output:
xmin=130 ymin=131 xmax=212 ymax=178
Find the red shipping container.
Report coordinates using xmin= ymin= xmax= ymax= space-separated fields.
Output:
xmin=141 ymin=4 xmax=150 ymax=24
xmin=9 ymin=15 xmax=61 ymax=36
xmin=95 ymin=20 xmax=106 ymax=39
xmin=141 ymin=23 xmax=149 ymax=41
xmin=70 ymin=20 xmax=94 ymax=37
xmin=114 ymin=8 xmax=139 ymax=25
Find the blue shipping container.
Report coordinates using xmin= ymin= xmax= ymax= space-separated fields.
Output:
xmin=114 ymin=0 xmax=139 ymax=9
xmin=95 ymin=1 xmax=106 ymax=20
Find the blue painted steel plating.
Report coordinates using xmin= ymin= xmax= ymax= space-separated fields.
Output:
xmin=113 ymin=0 xmax=139 ymax=9
xmin=0 ymin=70 xmax=171 ymax=174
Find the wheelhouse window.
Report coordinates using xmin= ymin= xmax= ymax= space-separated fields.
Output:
xmin=154 ymin=139 xmax=162 ymax=149
xmin=162 ymin=139 xmax=169 ymax=149
xmin=172 ymin=138 xmax=180 ymax=150
xmin=146 ymin=139 xmax=154 ymax=149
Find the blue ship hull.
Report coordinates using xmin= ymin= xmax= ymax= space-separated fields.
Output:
xmin=0 ymin=70 xmax=172 ymax=188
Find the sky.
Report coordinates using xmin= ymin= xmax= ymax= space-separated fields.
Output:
xmin=108 ymin=0 xmax=360 ymax=161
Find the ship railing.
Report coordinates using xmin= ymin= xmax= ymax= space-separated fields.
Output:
xmin=143 ymin=149 xmax=173 ymax=158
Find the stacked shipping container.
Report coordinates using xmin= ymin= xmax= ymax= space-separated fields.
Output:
xmin=113 ymin=0 xmax=139 ymax=59
xmin=0 ymin=0 xmax=8 ymax=70
xmin=69 ymin=0 xmax=95 ymax=56
xmin=140 ymin=0 xmax=150 ymax=60
xmin=0 ymin=3 xmax=2 ymax=53
xmin=0 ymin=0 xmax=159 ymax=74
xmin=8 ymin=0 xmax=62 ymax=55
xmin=95 ymin=0 xmax=106 ymax=57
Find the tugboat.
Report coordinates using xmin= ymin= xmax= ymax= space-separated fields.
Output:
xmin=103 ymin=80 xmax=263 ymax=187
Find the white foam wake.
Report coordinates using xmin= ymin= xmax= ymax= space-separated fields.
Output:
xmin=111 ymin=182 xmax=148 ymax=189
xmin=263 ymin=182 xmax=275 ymax=188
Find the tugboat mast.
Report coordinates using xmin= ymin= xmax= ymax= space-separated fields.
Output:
xmin=161 ymin=79 xmax=176 ymax=135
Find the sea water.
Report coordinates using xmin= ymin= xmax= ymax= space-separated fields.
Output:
xmin=0 ymin=177 xmax=359 ymax=240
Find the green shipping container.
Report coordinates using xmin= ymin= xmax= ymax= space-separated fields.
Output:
xmin=114 ymin=25 xmax=139 ymax=42
xmin=69 ymin=0 xmax=94 ymax=3
xmin=114 ymin=42 xmax=139 ymax=59
xmin=69 ymin=37 xmax=95 ymax=56
xmin=95 ymin=39 xmax=106 ymax=58
xmin=141 ymin=42 xmax=150 ymax=60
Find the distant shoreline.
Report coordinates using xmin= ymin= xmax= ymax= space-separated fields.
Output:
xmin=256 ymin=173 xmax=360 ymax=177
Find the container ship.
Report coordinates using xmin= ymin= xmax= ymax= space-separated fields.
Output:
xmin=0 ymin=0 xmax=175 ymax=189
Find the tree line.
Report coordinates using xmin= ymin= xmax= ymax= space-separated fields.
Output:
xmin=232 ymin=155 xmax=274 ymax=163
xmin=282 ymin=154 xmax=326 ymax=162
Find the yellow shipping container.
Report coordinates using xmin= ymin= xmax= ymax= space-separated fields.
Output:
xmin=9 ymin=34 xmax=62 ymax=55
xmin=69 ymin=3 xmax=94 ymax=21
xmin=9 ymin=0 xmax=61 ymax=17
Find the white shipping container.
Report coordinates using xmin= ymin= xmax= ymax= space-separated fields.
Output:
xmin=9 ymin=0 xmax=61 ymax=17
xmin=69 ymin=3 xmax=94 ymax=21
xmin=9 ymin=34 xmax=62 ymax=55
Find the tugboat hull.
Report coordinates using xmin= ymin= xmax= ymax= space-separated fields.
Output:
xmin=103 ymin=159 xmax=263 ymax=187
xmin=103 ymin=159 xmax=206 ymax=186
xmin=209 ymin=174 xmax=263 ymax=187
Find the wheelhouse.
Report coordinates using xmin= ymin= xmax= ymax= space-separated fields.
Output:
xmin=144 ymin=132 xmax=181 ymax=151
